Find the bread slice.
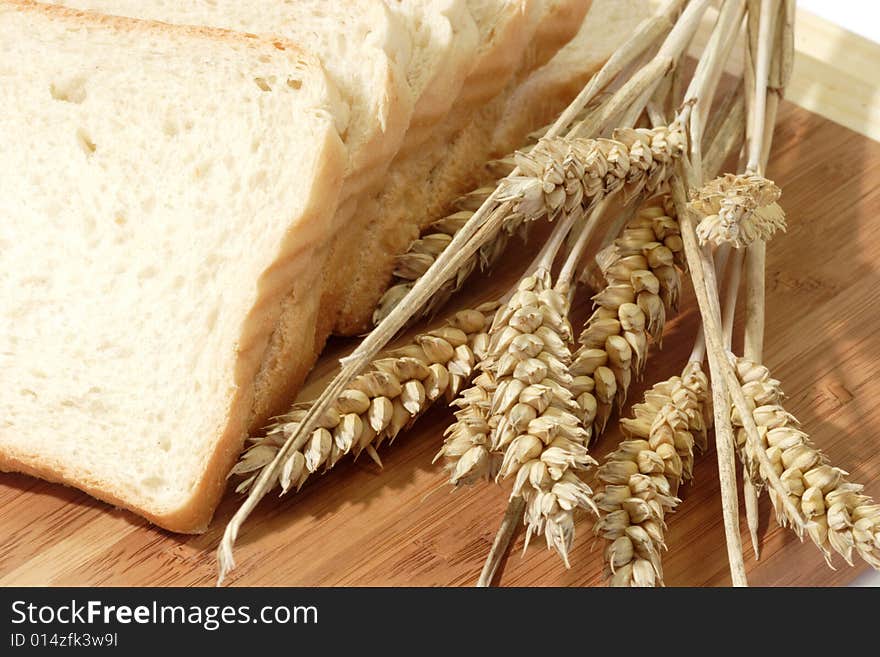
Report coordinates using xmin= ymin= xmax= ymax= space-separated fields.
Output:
xmin=246 ymin=1 xmax=544 ymax=433
xmin=251 ymin=1 xmax=483 ymax=426
xmin=494 ymin=0 xmax=660 ymax=150
xmin=387 ymin=1 xmax=481 ymax=158
xmin=39 ymin=0 xmax=479 ymax=443
xmin=0 ymin=1 xmax=348 ymax=532
xmin=523 ymin=0 xmax=597 ymax=73
xmin=42 ymin=0 xmax=414 ymax=203
xmin=329 ymin=0 xmax=542 ymax=336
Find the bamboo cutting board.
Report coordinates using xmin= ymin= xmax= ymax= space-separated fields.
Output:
xmin=1 ymin=14 xmax=879 ymax=587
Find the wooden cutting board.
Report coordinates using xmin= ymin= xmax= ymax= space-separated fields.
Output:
xmin=2 ymin=14 xmax=879 ymax=587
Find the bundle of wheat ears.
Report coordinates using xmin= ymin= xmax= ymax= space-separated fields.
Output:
xmin=218 ymin=0 xmax=880 ymax=587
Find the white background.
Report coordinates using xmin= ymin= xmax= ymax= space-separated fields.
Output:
xmin=798 ymin=0 xmax=880 ymax=43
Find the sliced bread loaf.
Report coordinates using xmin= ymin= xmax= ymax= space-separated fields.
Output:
xmin=0 ymin=1 xmax=348 ymax=531
xmin=39 ymin=0 xmax=480 ymax=450
xmin=329 ymin=0 xmax=589 ymax=337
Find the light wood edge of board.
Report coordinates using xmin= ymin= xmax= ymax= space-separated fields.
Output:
xmin=690 ymin=6 xmax=880 ymax=143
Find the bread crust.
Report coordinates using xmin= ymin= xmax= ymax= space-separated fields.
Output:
xmin=0 ymin=0 xmax=348 ymax=533
xmin=3 ymin=1 xmax=326 ymax=65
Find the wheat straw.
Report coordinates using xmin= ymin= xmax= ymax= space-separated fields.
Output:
xmin=739 ymin=0 xmax=796 ymax=553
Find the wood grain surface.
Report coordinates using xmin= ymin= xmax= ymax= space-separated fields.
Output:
xmin=1 ymin=95 xmax=878 ymax=587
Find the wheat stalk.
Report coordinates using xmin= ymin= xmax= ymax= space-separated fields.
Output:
xmin=732 ymin=358 xmax=880 ymax=569
xmin=443 ymin=136 xmax=687 ymax=567
xmin=658 ymin=0 xmax=784 ymax=587
xmin=465 ymin=139 xmax=688 ymax=578
xmin=443 ymin=126 xmax=687 ymax=571
xmin=595 ymin=361 xmax=710 ymax=586
xmin=373 ymin=124 xmax=684 ymax=326
xmin=738 ymin=0 xmax=796 ymax=555
xmin=231 ymin=305 xmax=496 ymax=495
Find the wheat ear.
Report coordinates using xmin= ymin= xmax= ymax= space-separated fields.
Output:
xmin=374 ymin=124 xmax=684 ymax=326
xmin=692 ymin=173 xmax=785 ymax=248
xmin=595 ymin=361 xmax=710 ymax=586
xmin=231 ymin=304 xmax=496 ymax=495
xmin=437 ymin=269 xmax=598 ymax=564
xmin=571 ymin=199 xmax=685 ymax=435
xmin=732 ymin=359 xmax=880 ymax=569
xmin=465 ymin=136 xmax=687 ymax=579
xmin=488 ymin=271 xmax=597 ymax=565
xmin=442 ymin=124 xmax=685 ymax=558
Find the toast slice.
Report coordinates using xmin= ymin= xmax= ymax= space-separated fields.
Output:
xmin=0 ymin=1 xmax=347 ymax=532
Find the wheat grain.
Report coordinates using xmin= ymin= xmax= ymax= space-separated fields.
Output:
xmin=373 ymin=124 xmax=685 ymax=326
xmin=570 ymin=199 xmax=685 ymax=436
xmin=232 ymin=304 xmax=496 ymax=495
xmin=594 ymin=361 xmax=710 ymax=586
xmin=732 ymin=358 xmax=880 ymax=568
xmin=691 ymin=173 xmax=786 ymax=248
